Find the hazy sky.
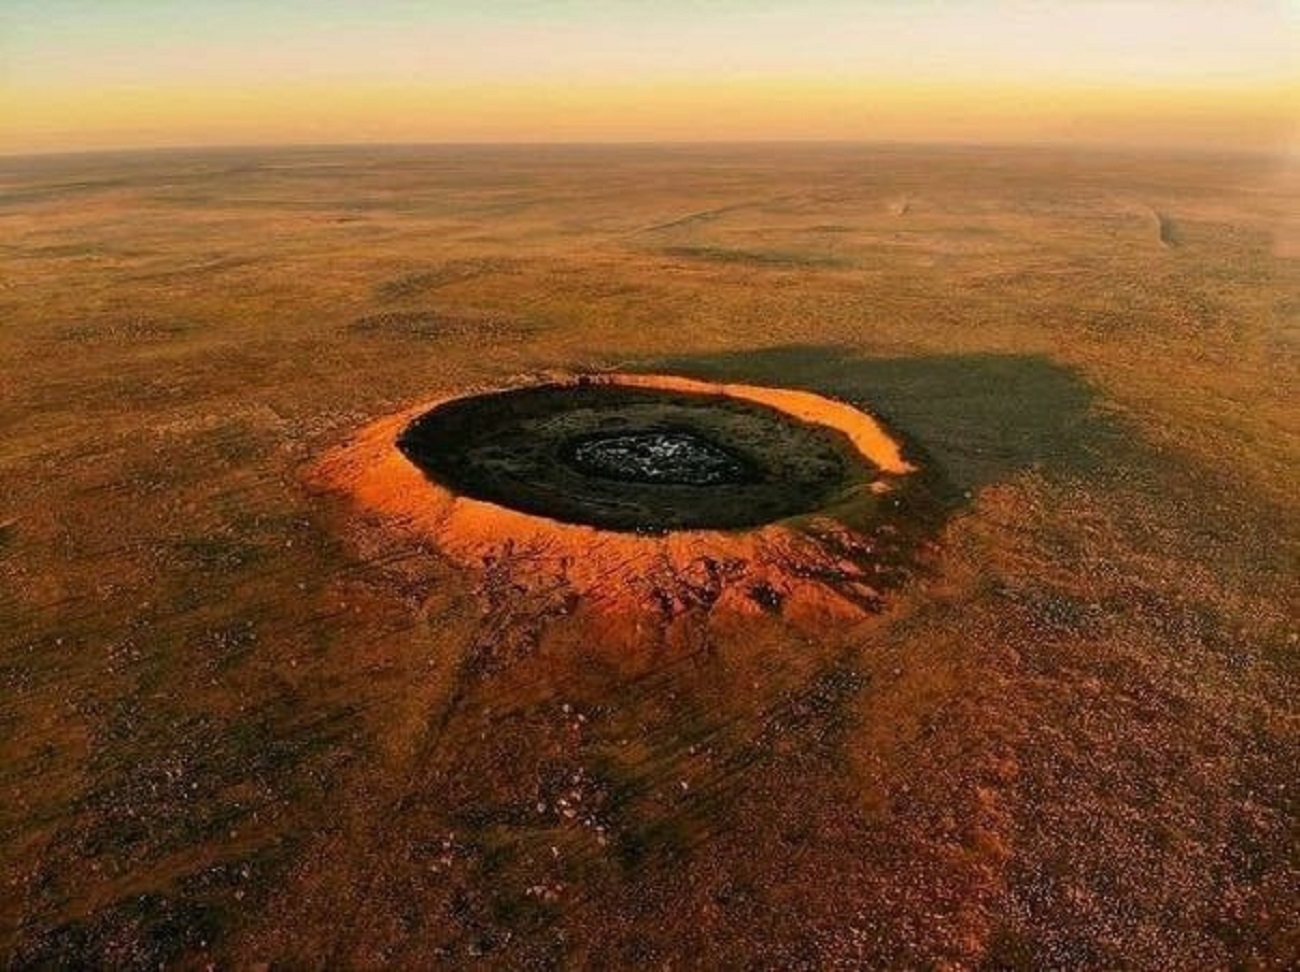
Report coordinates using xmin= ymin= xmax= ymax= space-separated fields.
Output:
xmin=2 ymin=0 xmax=1296 ymax=153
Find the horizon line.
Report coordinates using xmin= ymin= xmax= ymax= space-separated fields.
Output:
xmin=3 ymin=135 xmax=1294 ymax=165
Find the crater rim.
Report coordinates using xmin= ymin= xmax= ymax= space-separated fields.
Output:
xmin=393 ymin=373 xmax=915 ymax=534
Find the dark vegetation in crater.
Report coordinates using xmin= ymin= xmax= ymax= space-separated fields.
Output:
xmin=397 ymin=382 xmax=879 ymax=532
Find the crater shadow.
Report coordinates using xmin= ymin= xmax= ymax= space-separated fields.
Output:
xmin=640 ymin=344 xmax=1117 ymax=496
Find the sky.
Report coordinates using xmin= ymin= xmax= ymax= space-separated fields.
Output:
xmin=1 ymin=0 xmax=1296 ymax=154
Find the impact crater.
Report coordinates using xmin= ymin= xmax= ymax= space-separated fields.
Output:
xmin=396 ymin=379 xmax=887 ymax=532
xmin=311 ymin=373 xmax=924 ymax=621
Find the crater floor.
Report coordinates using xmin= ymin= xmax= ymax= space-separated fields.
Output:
xmin=397 ymin=380 xmax=882 ymax=531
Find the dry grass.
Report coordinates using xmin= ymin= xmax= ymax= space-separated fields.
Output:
xmin=0 ymin=144 xmax=1296 ymax=968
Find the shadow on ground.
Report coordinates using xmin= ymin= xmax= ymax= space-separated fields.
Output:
xmin=641 ymin=344 xmax=1116 ymax=493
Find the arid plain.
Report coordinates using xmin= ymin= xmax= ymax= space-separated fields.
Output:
xmin=1 ymin=144 xmax=1297 ymax=968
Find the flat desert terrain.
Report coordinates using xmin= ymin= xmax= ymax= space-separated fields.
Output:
xmin=1 ymin=144 xmax=1297 ymax=967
